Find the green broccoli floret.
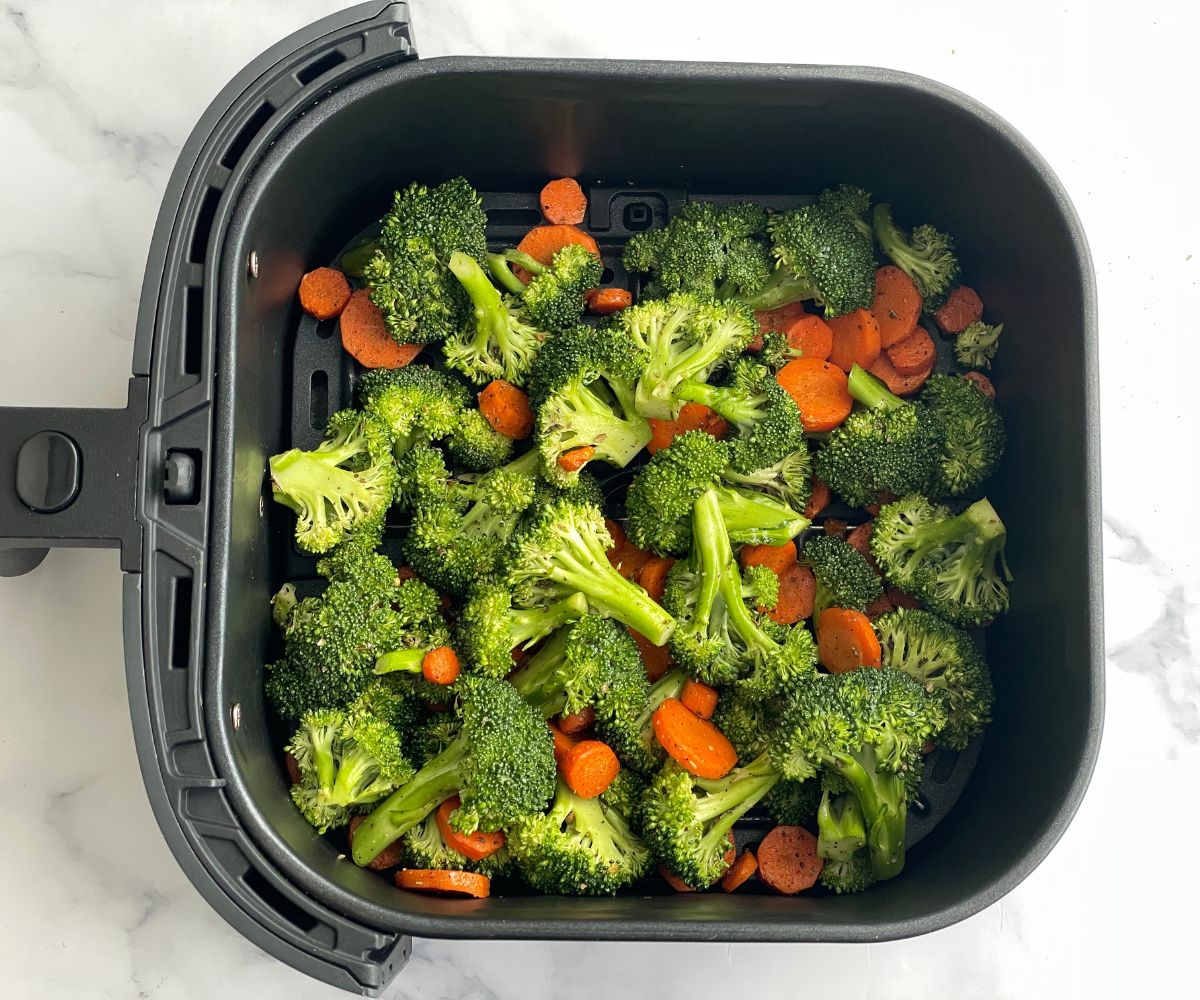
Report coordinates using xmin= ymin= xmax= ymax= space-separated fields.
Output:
xmin=265 ymin=547 xmax=435 ymax=719
xmin=504 ymin=495 xmax=676 ymax=644
xmin=642 ymin=752 xmax=780 ymax=889
xmin=509 ymin=777 xmax=651 ymax=895
xmin=623 ymin=669 xmax=689 ymax=775
xmin=357 ymin=365 xmax=470 ymax=456
xmin=268 ymin=409 xmax=397 ymax=555
xmin=743 ymin=203 xmax=876 ymax=317
xmin=457 ymin=581 xmax=589 ymax=678
xmin=401 ymin=808 xmax=511 ymax=876
xmin=816 ymin=790 xmax=876 ymax=893
xmin=802 ymin=534 xmax=883 ymax=615
xmin=721 ymin=447 xmax=814 ymax=513
xmin=871 ymin=494 xmax=1012 ymax=627
xmin=710 ymin=691 xmax=780 ymax=763
xmin=813 ymin=364 xmax=941 ymax=508
xmin=817 ymin=184 xmax=873 ymax=239
xmin=351 ymin=676 xmax=556 ymax=866
xmin=772 ymin=668 xmax=944 ymax=880
xmin=364 ymin=178 xmax=487 ymax=344
xmin=446 ymin=408 xmax=515 ymax=471
xmin=368 ymin=576 xmax=455 ymax=677
xmin=919 ymin=373 xmax=1006 ymax=497
xmin=391 ymin=441 xmax=453 ymax=512
xmin=490 ymin=243 xmax=604 ymax=332
xmin=663 ymin=490 xmax=816 ymax=692
xmin=820 ymin=849 xmax=877 ymax=894
xmin=871 ymin=204 xmax=960 ymax=310
xmin=287 ymin=707 xmax=415 ymax=833
xmin=875 ymin=607 xmax=994 ymax=749
xmin=408 ymin=714 xmax=462 ymax=768
xmin=613 ymin=294 xmax=758 ymax=420
xmin=442 ymin=251 xmax=552 ymax=386
xmin=621 ymin=200 xmax=772 ymax=302
xmin=675 ymin=360 xmax=806 ymax=474
xmin=625 ymin=431 xmax=809 ymax=556
xmin=527 ymin=326 xmax=651 ymax=485
xmin=763 ymin=777 xmax=822 ymax=826
xmin=953 ymin=320 xmax=1002 ymax=370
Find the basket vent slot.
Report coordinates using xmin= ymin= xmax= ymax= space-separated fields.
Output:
xmin=183 ymin=286 xmax=203 ymax=375
xmin=170 ymin=574 xmax=193 ymax=671
xmin=309 ymin=370 xmax=330 ymax=430
xmin=189 ymin=186 xmax=222 ymax=264
xmin=297 ymin=49 xmax=348 ymax=85
xmin=242 ymin=868 xmax=319 ymax=932
xmin=221 ymin=101 xmax=275 ymax=171
xmin=486 ymin=207 xmax=542 ymax=228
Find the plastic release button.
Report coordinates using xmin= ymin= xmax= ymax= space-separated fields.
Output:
xmin=15 ymin=431 xmax=81 ymax=513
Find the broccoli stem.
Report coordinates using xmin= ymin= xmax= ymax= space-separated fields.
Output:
xmin=739 ymin=270 xmax=817 ymax=312
xmin=826 ymin=746 xmax=909 ymax=880
xmin=675 ymin=380 xmax=760 ymax=429
xmin=816 ymin=791 xmax=867 ymax=862
xmin=309 ymin=728 xmax=337 ymax=792
xmin=329 ymin=748 xmax=386 ymax=807
xmin=374 ymin=648 xmax=426 ymax=675
xmin=715 ymin=486 xmax=809 ymax=546
xmin=449 ymin=251 xmax=510 ymax=349
xmin=511 ymin=592 xmax=591 ymax=652
xmin=847 ymin=363 xmax=905 ymax=412
xmin=486 ymin=252 xmax=532 ymax=294
xmin=692 ymin=752 xmax=780 ymax=853
xmin=351 ymin=736 xmax=466 ymax=866
xmin=908 ymin=498 xmax=1008 ymax=557
xmin=510 ymin=628 xmax=569 ymax=708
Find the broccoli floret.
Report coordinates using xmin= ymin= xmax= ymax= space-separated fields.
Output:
xmin=625 ymin=431 xmax=809 ymax=556
xmin=457 ymin=581 xmax=589 ymax=678
xmin=710 ymin=691 xmax=780 ymax=764
xmin=504 ymin=496 xmax=676 ymax=645
xmin=763 ymin=777 xmax=822 ymax=826
xmin=446 ymin=408 xmax=515 ymax=471
xmin=820 ymin=849 xmax=878 ymax=894
xmin=599 ymin=768 xmax=647 ymax=833
xmin=621 ymin=200 xmax=772 ymax=302
xmin=675 ymin=360 xmax=806 ymax=474
xmin=401 ymin=808 xmax=512 ymax=877
xmin=623 ymin=669 xmax=689 ymax=774
xmin=772 ymin=668 xmax=944 ymax=880
xmin=527 ymin=326 xmax=652 ymax=486
xmin=954 ymin=320 xmax=1002 ymax=370
xmin=369 ymin=576 xmax=455 ymax=678
xmin=743 ymin=203 xmax=876 ymax=317
xmin=817 ymin=184 xmax=873 ymax=239
xmin=268 ymin=409 xmax=397 ymax=555
xmin=442 ymin=251 xmax=552 ymax=386
xmin=871 ymin=204 xmax=960 ymax=310
xmin=871 ymin=495 xmax=1012 ymax=627
xmin=721 ymin=447 xmax=814 ymax=513
xmin=509 ymin=777 xmax=651 ymax=895
xmin=265 ymin=547 xmax=436 ymax=719
xmin=664 ymin=490 xmax=816 ymax=692
xmin=357 ymin=365 xmax=470 ymax=456
xmin=391 ymin=441 xmax=454 ymax=512
xmin=408 ymin=713 xmax=462 ymax=768
xmin=919 ymin=373 xmax=1006 ymax=497
xmin=642 ymin=752 xmax=780 ymax=889
xmin=613 ymin=294 xmax=758 ymax=420
xmin=741 ymin=564 xmax=780 ymax=611
xmin=875 ymin=607 xmax=994 ymax=749
xmin=364 ymin=178 xmax=487 ymax=344
xmin=351 ymin=676 xmax=556 ymax=865
xmin=287 ymin=707 xmax=415 ymax=833
xmin=813 ymin=364 xmax=940 ymax=508
xmin=491 ymin=243 xmax=604 ymax=332
xmin=816 ymin=789 xmax=877 ymax=893
xmin=802 ymin=534 xmax=883 ymax=615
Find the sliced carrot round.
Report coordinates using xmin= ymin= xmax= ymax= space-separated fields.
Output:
xmin=539 ymin=178 xmax=588 ymax=225
xmin=395 ymin=868 xmax=491 ymax=898
xmin=803 ymin=478 xmax=832 ymax=519
xmin=827 ymin=308 xmax=882 ymax=373
xmin=638 ymin=556 xmax=676 ymax=604
xmin=775 ymin=358 xmax=853 ymax=432
xmin=478 ymin=380 xmax=534 ymax=439
xmin=561 ymin=740 xmax=621 ymax=799
xmin=557 ymin=706 xmax=595 ymax=736
xmin=680 ymin=679 xmax=719 ymax=720
xmin=514 ymin=225 xmax=601 ymax=283
xmin=780 ymin=314 xmax=834 ymax=362
xmin=647 ymin=402 xmax=730 ymax=454
xmin=720 ymin=848 xmax=758 ymax=892
xmin=867 ymin=351 xmax=934 ymax=397
xmin=652 ymin=698 xmax=738 ymax=779
xmin=339 ymin=289 xmax=422 ymax=369
xmin=871 ymin=265 xmax=922 ymax=348
xmin=629 ymin=627 xmax=672 ymax=682
xmin=768 ymin=563 xmax=815 ymax=625
xmin=299 ymin=267 xmax=352 ymax=320
xmin=817 ymin=608 xmax=882 ymax=672
xmin=434 ymin=796 xmax=506 ymax=861
xmin=586 ymin=287 xmax=633 ymax=315
xmin=933 ymin=285 xmax=983 ymax=334
xmin=886 ymin=325 xmax=937 ymax=376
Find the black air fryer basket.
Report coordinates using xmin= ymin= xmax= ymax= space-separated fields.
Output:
xmin=0 ymin=3 xmax=1103 ymax=994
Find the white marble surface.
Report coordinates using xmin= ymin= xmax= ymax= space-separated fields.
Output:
xmin=0 ymin=1 xmax=1196 ymax=997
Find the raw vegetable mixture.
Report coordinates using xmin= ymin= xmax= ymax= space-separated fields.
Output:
xmin=267 ymin=175 xmax=1009 ymax=900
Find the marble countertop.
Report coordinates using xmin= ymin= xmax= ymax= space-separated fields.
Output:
xmin=0 ymin=1 xmax=1194 ymax=997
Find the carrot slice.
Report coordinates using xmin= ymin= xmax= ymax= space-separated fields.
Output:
xmin=609 ymin=543 xmax=653 ymax=581
xmin=478 ymin=380 xmax=535 ymax=439
xmin=539 ymin=178 xmax=588 ymax=225
xmin=284 ymin=751 xmax=303 ymax=785
xmin=549 ymin=721 xmax=577 ymax=765
xmin=513 ymin=224 xmax=601 ymax=283
xmin=739 ymin=540 xmax=798 ymax=578
xmin=886 ymin=326 xmax=937 ymax=376
xmin=557 ymin=706 xmax=595 ymax=736
xmin=864 ymin=591 xmax=895 ymax=620
xmin=756 ymin=825 xmax=821 ymax=895
xmin=933 ymin=285 xmax=983 ymax=334
xmin=817 ymin=608 xmax=882 ymax=672
xmin=339 ymin=289 xmax=422 ymax=369
xmin=639 ymin=556 xmax=676 ymax=604
xmin=964 ymin=371 xmax=996 ymax=399
xmin=768 ymin=563 xmax=815 ymax=625
xmin=780 ymin=315 xmax=834 ymax=362
xmin=395 ymin=868 xmax=491 ymax=898
xmin=870 ymin=265 xmax=922 ymax=348
xmin=629 ymin=627 xmax=672 ymax=682
xmin=298 ymin=267 xmax=352 ymax=320
xmin=561 ymin=740 xmax=621 ymax=799
xmin=867 ymin=351 xmax=934 ymax=397
xmin=605 ymin=518 xmax=629 ymax=551
xmin=586 ymin=287 xmax=633 ymax=315
xmin=348 ymin=815 xmax=406 ymax=871
xmin=647 ymin=402 xmax=730 ymax=454
xmin=823 ymin=518 xmax=848 ymax=540
xmin=652 ymin=698 xmax=738 ymax=779
xmin=845 ymin=521 xmax=882 ymax=575
xmin=422 ymin=646 xmax=461 ymax=686
xmin=803 ymin=479 xmax=832 ymax=519
xmin=886 ymin=586 xmax=922 ymax=610
xmin=434 ymin=796 xmax=506 ymax=861
xmin=681 ymin=679 xmax=719 ymax=720
xmin=827 ymin=308 xmax=882 ymax=374
xmin=721 ymin=848 xmax=758 ymax=892
xmin=748 ymin=301 xmax=811 ymax=352
xmin=775 ymin=358 xmax=853 ymax=432
xmin=659 ymin=865 xmax=697 ymax=892
xmin=558 ymin=445 xmax=595 ymax=473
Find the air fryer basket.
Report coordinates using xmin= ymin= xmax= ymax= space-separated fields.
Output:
xmin=0 ymin=2 xmax=1103 ymax=995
